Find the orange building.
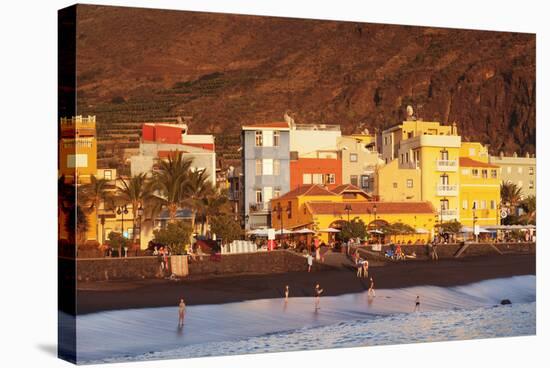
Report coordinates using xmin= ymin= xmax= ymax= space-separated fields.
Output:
xmin=290 ymin=156 xmax=342 ymax=190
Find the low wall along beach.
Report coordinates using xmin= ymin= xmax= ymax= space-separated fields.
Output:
xmin=76 ymin=250 xmax=333 ymax=282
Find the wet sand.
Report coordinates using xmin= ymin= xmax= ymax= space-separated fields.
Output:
xmin=76 ymin=254 xmax=535 ymax=314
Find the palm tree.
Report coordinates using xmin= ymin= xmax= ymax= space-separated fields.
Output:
xmin=197 ymin=189 xmax=230 ymax=236
xmin=150 ymin=151 xmax=193 ymax=222
xmin=79 ymin=175 xmax=111 ymax=243
xmin=118 ymin=173 xmax=151 ymax=244
xmin=500 ymin=181 xmax=523 ymax=210
xmin=181 ymin=168 xmax=212 ymax=234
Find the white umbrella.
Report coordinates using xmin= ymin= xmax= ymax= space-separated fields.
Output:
xmin=367 ymin=229 xmax=384 ymax=234
xmin=415 ymin=228 xmax=430 ymax=234
xmin=274 ymin=229 xmax=293 ymax=235
xmin=246 ymin=228 xmax=269 ymax=237
xmin=293 ymin=228 xmax=316 ymax=234
xmin=318 ymin=227 xmax=341 ymax=233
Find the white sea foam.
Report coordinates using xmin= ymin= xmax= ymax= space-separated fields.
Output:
xmin=74 ymin=275 xmax=535 ymax=364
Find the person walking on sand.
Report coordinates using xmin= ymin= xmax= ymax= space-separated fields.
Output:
xmin=284 ymin=285 xmax=289 ymax=302
xmin=368 ymin=277 xmax=376 ymax=297
xmin=178 ymin=298 xmax=186 ymax=327
xmin=307 ymin=253 xmax=313 ymax=272
xmin=314 ymin=284 xmax=324 ymax=310
xmin=414 ymin=296 xmax=420 ymax=312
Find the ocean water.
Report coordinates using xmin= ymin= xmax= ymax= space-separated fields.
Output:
xmin=70 ymin=275 xmax=536 ymax=364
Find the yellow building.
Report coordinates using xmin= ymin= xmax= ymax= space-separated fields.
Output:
xmin=375 ymin=119 xmax=500 ymax=228
xmin=270 ymin=184 xmax=436 ymax=243
xmin=59 ymin=115 xmax=99 ymax=243
xmin=378 ymin=119 xmax=461 ymax=221
xmin=458 ymin=143 xmax=500 ymax=227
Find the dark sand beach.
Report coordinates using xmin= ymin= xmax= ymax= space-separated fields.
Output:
xmin=77 ymin=254 xmax=535 ymax=314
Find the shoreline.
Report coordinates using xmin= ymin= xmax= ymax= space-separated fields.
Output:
xmin=76 ymin=254 xmax=535 ymax=314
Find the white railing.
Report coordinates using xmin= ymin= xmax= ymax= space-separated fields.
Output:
xmin=436 ymin=184 xmax=458 ymax=196
xmin=436 ymin=159 xmax=458 ymax=171
xmin=249 ymin=202 xmax=270 ymax=212
xmin=440 ymin=208 xmax=458 ymax=220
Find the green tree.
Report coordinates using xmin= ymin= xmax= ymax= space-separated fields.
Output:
xmin=107 ymin=231 xmax=129 ymax=257
xmin=118 ymin=173 xmax=151 ymax=244
xmin=340 ymin=218 xmax=367 ymax=241
xmin=210 ymin=214 xmax=243 ymax=244
xmin=181 ymin=168 xmax=212 ymax=234
xmin=197 ymin=189 xmax=231 ymax=236
xmin=501 ymin=181 xmax=523 ymax=210
xmin=382 ymin=222 xmax=416 ymax=235
xmin=153 ymin=221 xmax=193 ymax=254
xmin=79 ymin=175 xmax=112 ymax=243
xmin=150 ymin=151 xmax=193 ymax=222
xmin=437 ymin=220 xmax=462 ymax=234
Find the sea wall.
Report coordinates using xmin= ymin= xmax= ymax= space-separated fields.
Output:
xmin=76 ymin=251 xmax=332 ymax=282
xmin=369 ymin=242 xmax=535 ymax=260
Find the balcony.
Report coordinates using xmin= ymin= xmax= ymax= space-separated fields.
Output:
xmin=436 ymin=159 xmax=458 ymax=172
xmin=440 ymin=208 xmax=458 ymax=221
xmin=249 ymin=202 xmax=270 ymax=213
xmin=436 ymin=184 xmax=458 ymax=196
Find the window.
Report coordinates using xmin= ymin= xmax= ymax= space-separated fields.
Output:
xmin=406 ymin=179 xmax=413 ymax=188
xmin=263 ymin=187 xmax=273 ymax=205
xmin=350 ymin=175 xmax=358 ymax=186
xmin=393 ymin=182 xmax=398 ymax=189
xmin=462 ymin=199 xmax=468 ymax=210
xmin=469 ymin=148 xmax=475 ymax=156
xmin=325 ymin=173 xmax=336 ymax=184
xmin=440 ymin=174 xmax=449 ymax=185
xmin=406 ymin=152 xmax=410 ymax=163
xmin=529 ymin=180 xmax=534 ymax=189
xmin=400 ymin=154 xmax=404 ymax=164
xmin=482 ymin=169 xmax=488 ymax=179
xmin=440 ymin=199 xmax=449 ymax=210
xmin=303 ymin=173 xmax=312 ymax=184
xmin=490 ymin=200 xmax=496 ymax=210
xmin=361 ymin=175 xmax=370 ymax=189
xmin=255 ymin=189 xmax=263 ymax=204
xmin=440 ymin=149 xmax=449 ymax=160
xmin=263 ymin=130 xmax=274 ymax=147
xmin=312 ymin=174 xmax=323 ymax=184
xmin=273 ymin=159 xmax=280 ymax=175
xmin=529 ymin=167 xmax=534 ymax=175
xmin=472 ymin=200 xmax=478 ymax=209
xmin=350 ymin=153 xmax=358 ymax=162
xmin=255 ymin=159 xmax=262 ymax=176
xmin=491 ymin=169 xmax=497 ymax=178
xmin=273 ymin=131 xmax=280 ymax=147
xmin=480 ymin=200 xmax=487 ymax=209
xmin=274 ymin=189 xmax=281 ymax=198
xmin=517 ymin=167 xmax=523 ymax=174
xmin=263 ymin=158 xmax=273 ymax=175
xmin=104 ymin=170 xmax=112 ymax=180
xmin=461 ymin=169 xmax=469 ymax=175
xmin=472 ymin=169 xmax=479 ymax=177
xmin=255 ymin=131 xmax=263 ymax=146
xmin=287 ymin=201 xmax=292 ymax=219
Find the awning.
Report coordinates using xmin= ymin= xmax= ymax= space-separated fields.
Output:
xmin=318 ymin=227 xmax=341 ymax=233
xmin=293 ymin=228 xmax=316 ymax=234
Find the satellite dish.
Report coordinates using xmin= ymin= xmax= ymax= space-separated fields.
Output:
xmin=406 ymin=105 xmax=414 ymax=118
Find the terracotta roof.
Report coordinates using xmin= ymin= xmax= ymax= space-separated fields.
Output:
xmin=459 ymin=157 xmax=499 ymax=168
xmin=277 ymin=185 xmax=336 ymax=200
xmin=331 ymin=184 xmax=367 ymax=195
xmin=307 ymin=201 xmax=436 ymax=215
xmin=242 ymin=122 xmax=290 ymax=130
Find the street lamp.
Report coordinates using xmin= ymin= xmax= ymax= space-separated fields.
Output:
xmin=472 ymin=203 xmax=478 ymax=243
xmin=136 ymin=205 xmax=144 ymax=256
xmin=344 ymin=204 xmax=352 ymax=223
xmin=116 ymin=205 xmax=129 ymax=257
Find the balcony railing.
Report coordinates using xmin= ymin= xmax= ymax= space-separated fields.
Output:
xmin=436 ymin=184 xmax=458 ymax=196
xmin=436 ymin=159 xmax=458 ymax=172
xmin=440 ymin=208 xmax=458 ymax=220
xmin=249 ymin=202 xmax=270 ymax=213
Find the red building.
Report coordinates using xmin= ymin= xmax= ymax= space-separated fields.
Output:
xmin=141 ymin=123 xmax=215 ymax=151
xmin=290 ymin=157 xmax=342 ymax=190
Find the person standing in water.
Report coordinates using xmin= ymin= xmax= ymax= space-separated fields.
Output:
xmin=368 ymin=277 xmax=376 ymax=297
xmin=314 ymin=284 xmax=324 ymax=310
xmin=284 ymin=285 xmax=289 ymax=302
xmin=178 ymin=298 xmax=186 ymax=327
xmin=414 ymin=296 xmax=420 ymax=312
